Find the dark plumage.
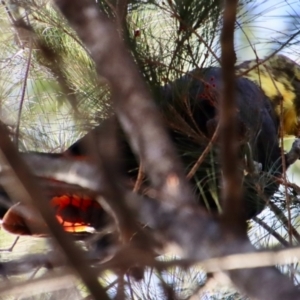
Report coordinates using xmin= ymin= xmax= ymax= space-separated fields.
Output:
xmin=67 ymin=57 xmax=300 ymax=220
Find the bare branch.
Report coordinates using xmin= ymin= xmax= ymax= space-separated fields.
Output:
xmin=53 ymin=0 xmax=195 ymax=206
xmin=219 ymin=0 xmax=246 ymax=230
xmin=0 ymin=123 xmax=110 ymax=300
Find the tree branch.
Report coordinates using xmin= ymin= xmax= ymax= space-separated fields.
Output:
xmin=0 ymin=123 xmax=110 ymax=300
xmin=220 ymin=0 xmax=246 ymax=230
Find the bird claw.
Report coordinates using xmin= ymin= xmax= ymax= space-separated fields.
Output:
xmin=253 ymin=161 xmax=262 ymax=174
xmin=286 ymin=138 xmax=300 ymax=166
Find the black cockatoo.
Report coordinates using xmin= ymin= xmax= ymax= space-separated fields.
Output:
xmin=1 ymin=54 xmax=300 ymax=237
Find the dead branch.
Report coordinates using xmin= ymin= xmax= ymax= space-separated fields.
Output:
xmin=0 ymin=123 xmax=110 ymax=300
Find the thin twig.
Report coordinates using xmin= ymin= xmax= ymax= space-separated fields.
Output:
xmin=187 ymin=123 xmax=219 ymax=180
xmin=133 ymin=163 xmax=144 ymax=192
xmin=237 ymin=28 xmax=300 ymax=78
xmin=219 ymin=0 xmax=245 ymax=229
xmin=0 ymin=269 xmax=76 ymax=298
xmin=15 ymin=34 xmax=32 ymax=148
xmin=253 ymin=217 xmax=290 ymax=247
